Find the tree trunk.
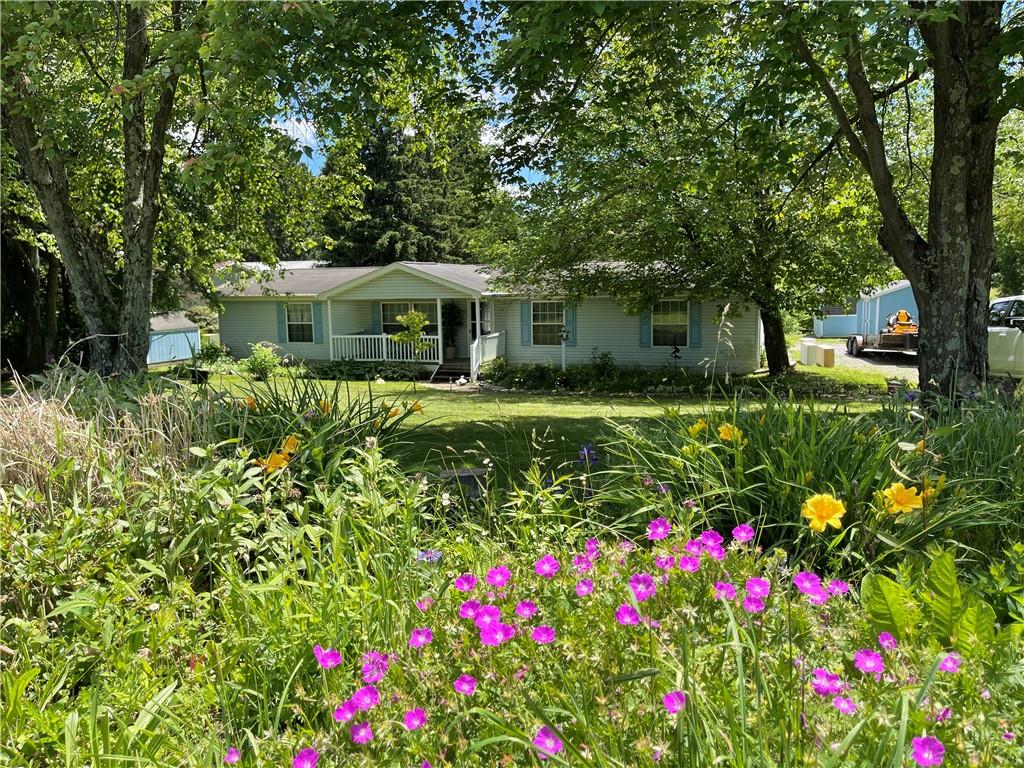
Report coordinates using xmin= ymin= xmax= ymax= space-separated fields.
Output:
xmin=760 ymin=307 xmax=790 ymax=375
xmin=23 ymin=244 xmax=45 ymax=371
xmin=43 ymin=250 xmax=60 ymax=363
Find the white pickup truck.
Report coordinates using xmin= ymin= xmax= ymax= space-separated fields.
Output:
xmin=989 ymin=296 xmax=1024 ymax=377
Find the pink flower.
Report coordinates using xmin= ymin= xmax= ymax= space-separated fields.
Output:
xmin=415 ymin=597 xmax=433 ymax=612
xmin=684 ymin=539 xmax=704 ymax=557
xmin=533 ymin=726 xmax=564 ymax=760
xmin=793 ymin=571 xmax=821 ymax=595
xmin=361 ymin=651 xmax=388 ymax=683
xmin=404 ymin=708 xmax=427 ymax=731
xmin=409 ymin=627 xmax=433 ymax=649
xmin=654 ymin=555 xmax=676 ymax=570
xmin=663 ymin=690 xmax=687 ymax=714
xmin=352 ymin=685 xmax=379 ymax=711
xmin=742 ymin=596 xmax=765 ymax=614
xmin=699 ymin=529 xmax=723 ymax=547
xmin=453 ymin=673 xmax=477 ymax=695
xmin=677 ymin=555 xmax=700 ymax=573
xmin=853 ymin=649 xmax=885 ymax=680
xmin=532 ymin=625 xmax=557 ymax=644
xmin=745 ymin=577 xmax=771 ymax=599
xmin=333 ymin=699 xmax=357 ymax=723
xmin=487 ymin=565 xmax=511 ymax=588
xmin=459 ymin=599 xmax=481 ymax=620
xmin=911 ymin=735 xmax=945 ymax=767
xmin=878 ymin=632 xmax=898 ymax=651
xmin=826 ymin=579 xmax=849 ymax=596
xmin=811 ymin=668 xmax=844 ymax=696
xmin=585 ymin=538 xmax=601 ymax=557
xmin=629 ymin=572 xmax=658 ymax=602
xmin=313 ymin=644 xmax=342 ymax=670
xmin=454 ymin=573 xmax=478 ymax=592
xmin=351 ymin=721 xmax=374 ymax=745
xmin=572 ymin=554 xmax=594 ymax=573
xmin=474 ymin=605 xmax=502 ymax=630
xmin=938 ymin=653 xmax=961 ymax=673
xmin=293 ymin=748 xmax=318 ymax=768
xmin=704 ymin=543 xmax=726 ymax=561
xmin=648 ymin=517 xmax=672 ymax=540
xmin=732 ymin=523 xmax=755 ymax=543
xmin=833 ymin=696 xmax=858 ymax=715
xmin=535 ymin=555 xmax=560 ymax=578
xmin=576 ymin=579 xmax=594 ymax=597
xmin=223 ymin=747 xmax=241 ymax=765
xmin=806 ymin=588 xmax=830 ymax=606
xmin=480 ymin=623 xmax=516 ymax=646
xmin=615 ymin=603 xmax=641 ymax=625
xmin=714 ymin=582 xmax=737 ymax=601
xmin=515 ymin=600 xmax=538 ymax=619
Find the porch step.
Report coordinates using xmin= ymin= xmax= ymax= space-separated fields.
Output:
xmin=433 ymin=358 xmax=471 ymax=381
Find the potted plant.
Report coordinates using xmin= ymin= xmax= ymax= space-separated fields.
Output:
xmin=442 ymin=301 xmax=464 ymax=358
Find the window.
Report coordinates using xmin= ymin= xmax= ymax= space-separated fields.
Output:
xmin=381 ymin=302 xmax=438 ymax=335
xmin=532 ymin=301 xmax=564 ymax=346
xmin=652 ymin=300 xmax=688 ymax=347
xmin=286 ymin=302 xmax=314 ymax=343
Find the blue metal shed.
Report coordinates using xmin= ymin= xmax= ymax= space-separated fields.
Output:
xmin=148 ymin=312 xmax=201 ymax=365
xmin=856 ymin=281 xmax=919 ymax=337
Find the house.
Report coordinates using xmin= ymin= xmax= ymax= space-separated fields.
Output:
xmin=217 ymin=261 xmax=763 ymax=379
xmin=148 ymin=312 xmax=201 ymax=365
xmin=813 ymin=281 xmax=918 ymax=340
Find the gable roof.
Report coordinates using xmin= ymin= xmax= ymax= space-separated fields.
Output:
xmin=150 ymin=312 xmax=198 ymax=332
xmin=322 ymin=261 xmax=495 ymax=298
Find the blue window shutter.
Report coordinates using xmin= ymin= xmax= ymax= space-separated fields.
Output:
xmin=312 ymin=302 xmax=324 ymax=345
xmin=520 ymin=301 xmax=532 ymax=346
xmin=688 ymin=301 xmax=702 ymax=348
xmin=639 ymin=309 xmax=652 ymax=348
xmin=277 ymin=303 xmax=288 ymax=343
xmin=370 ymin=303 xmax=382 ymax=334
xmin=565 ymin=303 xmax=577 ymax=347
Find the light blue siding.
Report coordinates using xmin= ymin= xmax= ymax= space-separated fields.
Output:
xmin=220 ymin=299 xmax=330 ymax=360
xmin=814 ymin=315 xmax=858 ymax=338
xmin=334 ymin=270 xmax=473 ymax=300
xmin=856 ymin=282 xmax=918 ymax=338
xmin=147 ymin=329 xmax=200 ymax=365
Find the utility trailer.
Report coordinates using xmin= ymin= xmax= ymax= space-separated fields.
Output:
xmin=845 ymin=327 xmax=918 ymax=357
xmin=846 ymin=281 xmax=919 ymax=357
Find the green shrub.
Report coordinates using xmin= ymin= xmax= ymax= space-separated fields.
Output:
xmin=304 ymin=359 xmax=421 ymax=381
xmin=243 ymin=343 xmax=280 ymax=381
xmin=196 ymin=339 xmax=230 ymax=364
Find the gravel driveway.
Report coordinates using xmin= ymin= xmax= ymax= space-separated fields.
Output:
xmin=798 ymin=337 xmax=919 ymax=384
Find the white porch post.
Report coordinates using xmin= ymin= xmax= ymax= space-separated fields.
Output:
xmin=475 ymin=297 xmax=481 ymax=341
xmin=327 ymin=299 xmax=333 ymax=360
xmin=436 ymin=297 xmax=444 ymax=365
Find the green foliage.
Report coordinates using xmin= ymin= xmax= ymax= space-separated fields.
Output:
xmin=242 ymin=343 xmax=281 ymax=382
xmin=304 ymin=359 xmax=421 ymax=382
xmin=196 ymin=340 xmax=230 ymax=365
xmin=389 ymin=310 xmax=431 ymax=348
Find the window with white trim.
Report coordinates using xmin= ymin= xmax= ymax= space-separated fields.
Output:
xmin=381 ymin=302 xmax=438 ymax=335
xmin=531 ymin=301 xmax=564 ymax=346
xmin=286 ymin=302 xmax=314 ymax=343
xmin=652 ymin=300 xmax=688 ymax=347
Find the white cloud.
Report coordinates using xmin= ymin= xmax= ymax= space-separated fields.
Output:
xmin=273 ymin=115 xmax=319 ymax=149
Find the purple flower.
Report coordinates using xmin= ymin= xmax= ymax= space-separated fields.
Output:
xmin=742 ymin=596 xmax=765 ymax=614
xmin=454 ymin=573 xmax=478 ymax=592
xmin=352 ymin=685 xmax=379 ymax=711
xmin=745 ymin=577 xmax=771 ymax=599
xmin=351 ymin=721 xmax=373 ymax=745
xmin=585 ymin=538 xmax=601 ymax=557
xmin=404 ymin=708 xmax=427 ymax=731
xmin=911 ymin=736 xmax=945 ymax=767
xmin=655 ymin=554 xmax=676 ymax=570
xmin=333 ymin=699 xmax=357 ymax=723
xmin=629 ymin=572 xmax=658 ymax=602
xmin=361 ymin=651 xmax=389 ymax=683
xmin=480 ymin=623 xmax=516 ymax=646
xmin=615 ymin=603 xmax=641 ymax=625
xmin=878 ymin=632 xmax=898 ymax=651
xmin=648 ymin=517 xmax=672 ymax=540
xmin=714 ymin=582 xmax=737 ymax=601
xmin=677 ymin=555 xmax=700 ymax=573
xmin=938 ymin=653 xmax=961 ymax=673
xmin=853 ymin=649 xmax=885 ymax=680
xmin=732 ymin=523 xmax=755 ymax=543
xmin=572 ymin=554 xmax=594 ymax=573
xmin=657 ymin=482 xmax=670 ymax=495
xmin=535 ymin=555 xmax=560 ymax=578
xmin=833 ymin=696 xmax=857 ymax=715
xmin=409 ymin=627 xmax=433 ymax=649
xmin=533 ymin=725 xmax=564 ymax=760
xmin=487 ymin=565 xmax=511 ymax=588
xmin=704 ymin=543 xmax=726 ymax=561
xmin=827 ymin=579 xmax=850 ymax=596
xmin=793 ymin=571 xmax=822 ymax=595
xmin=415 ymin=597 xmax=433 ymax=612
xmin=459 ymin=599 xmax=481 ymax=620
xmin=453 ymin=673 xmax=477 ymax=695
xmin=532 ymin=625 xmax=557 ymax=644
xmin=576 ymin=579 xmax=594 ymax=597
xmin=416 ymin=549 xmax=442 ymax=563
xmin=684 ymin=539 xmax=704 ymax=557
xmin=223 ymin=747 xmax=241 ymax=765
xmin=515 ymin=600 xmax=538 ymax=619
xmin=806 ymin=588 xmax=830 ymax=606
xmin=474 ymin=605 xmax=502 ymax=630
xmin=293 ymin=748 xmax=318 ymax=768
xmin=811 ymin=668 xmax=844 ymax=696
xmin=699 ymin=529 xmax=723 ymax=547
xmin=663 ymin=690 xmax=687 ymax=714
xmin=579 ymin=442 xmax=599 ymax=465
xmin=313 ymin=644 xmax=342 ymax=670
xmin=1003 ymin=732 xmax=1015 ymax=741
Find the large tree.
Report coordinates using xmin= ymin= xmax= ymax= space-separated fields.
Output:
xmin=1 ymin=1 xmax=470 ymax=374
xmin=492 ymin=1 xmax=1023 ymax=395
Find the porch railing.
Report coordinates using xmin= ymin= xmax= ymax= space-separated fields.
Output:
xmin=469 ymin=331 xmax=505 ymax=381
xmin=331 ymin=334 xmax=441 ymax=363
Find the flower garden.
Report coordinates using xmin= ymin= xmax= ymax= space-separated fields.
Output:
xmin=2 ymin=370 xmax=1023 ymax=767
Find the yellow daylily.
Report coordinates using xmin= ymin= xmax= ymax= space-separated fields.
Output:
xmin=688 ymin=419 xmax=708 ymax=438
xmin=318 ymin=399 xmax=332 ymax=415
xmin=801 ymin=493 xmax=846 ymax=533
xmin=281 ymin=434 xmax=300 ymax=455
xmin=258 ymin=451 xmax=290 ymax=473
xmin=387 ymin=407 xmax=400 ymax=419
xmin=410 ymin=400 xmax=424 ymax=414
xmin=245 ymin=396 xmax=258 ymax=410
xmin=881 ymin=482 xmax=923 ymax=514
xmin=718 ymin=423 xmax=743 ymax=443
